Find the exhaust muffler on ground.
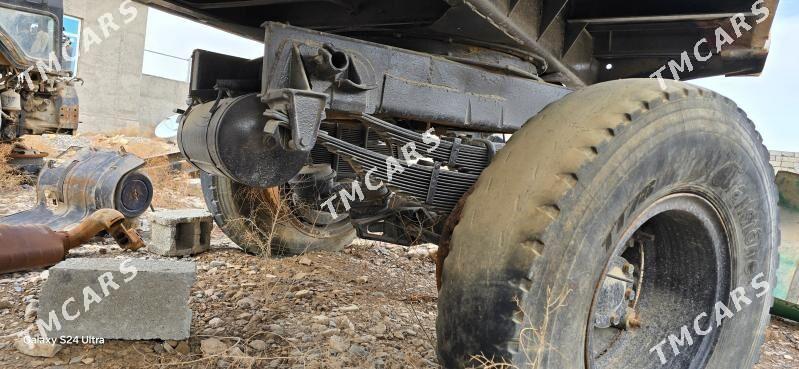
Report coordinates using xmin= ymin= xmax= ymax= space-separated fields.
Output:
xmin=0 ymin=209 xmax=144 ymax=274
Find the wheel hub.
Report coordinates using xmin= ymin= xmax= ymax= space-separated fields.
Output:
xmin=593 ymin=254 xmax=638 ymax=329
xmin=586 ymin=194 xmax=731 ymax=369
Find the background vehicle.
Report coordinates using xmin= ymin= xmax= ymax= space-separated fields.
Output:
xmin=0 ymin=0 xmax=79 ymax=141
xmin=136 ymin=0 xmax=781 ymax=368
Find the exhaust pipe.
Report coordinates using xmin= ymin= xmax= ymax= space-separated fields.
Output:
xmin=0 ymin=209 xmax=144 ymax=274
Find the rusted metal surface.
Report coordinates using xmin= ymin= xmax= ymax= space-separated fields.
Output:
xmin=61 ymin=209 xmax=144 ymax=251
xmin=5 ymin=143 xmax=49 ymax=175
xmin=435 ymin=184 xmax=475 ymax=290
xmin=0 ymin=225 xmax=67 ymax=274
xmin=0 ymin=147 xmax=153 ymax=230
xmin=0 ymin=209 xmax=144 ymax=275
xmin=8 ymin=143 xmax=48 ymax=159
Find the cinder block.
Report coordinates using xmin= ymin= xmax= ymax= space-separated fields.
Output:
xmin=37 ymin=259 xmax=196 ymax=340
xmin=148 ymin=209 xmax=213 ymax=256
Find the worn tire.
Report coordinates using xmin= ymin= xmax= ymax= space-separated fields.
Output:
xmin=437 ymin=79 xmax=778 ymax=369
xmin=201 ymin=172 xmax=356 ymax=255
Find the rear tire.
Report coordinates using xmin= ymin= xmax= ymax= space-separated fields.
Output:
xmin=201 ymin=172 xmax=356 ymax=255
xmin=437 ymin=79 xmax=778 ymax=369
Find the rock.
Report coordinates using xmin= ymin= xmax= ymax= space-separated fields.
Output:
xmin=209 ymin=260 xmax=226 ymax=268
xmin=785 ymin=354 xmax=794 ymax=360
xmin=236 ymin=297 xmax=255 ymax=309
xmin=201 ymin=338 xmax=228 ymax=356
xmin=162 ymin=342 xmax=175 ymax=353
xmin=236 ymin=312 xmax=252 ymax=320
xmin=81 ymin=357 xmax=95 ymax=364
xmin=328 ymin=335 xmax=350 ymax=353
xmin=248 ymin=339 xmax=267 ymax=351
xmin=371 ymin=323 xmax=387 ymax=335
xmin=268 ymin=324 xmax=285 ymax=336
xmin=298 ymin=256 xmax=313 ymax=266
xmin=24 ymin=301 xmax=38 ymax=322
xmin=175 ymin=341 xmax=190 ymax=355
xmin=14 ymin=337 xmax=61 ymax=358
xmin=349 ymin=344 xmax=368 ymax=357
xmin=69 ymin=356 xmax=82 ymax=364
xmin=336 ymin=316 xmax=355 ymax=333
xmin=208 ymin=317 xmax=224 ymax=327
xmin=312 ymin=315 xmax=330 ymax=324
xmin=339 ymin=304 xmax=359 ymax=312
xmin=355 ymin=276 xmax=369 ymax=284
xmin=406 ymin=246 xmax=430 ymax=258
xmin=153 ymin=343 xmax=166 ymax=354
xmin=229 ymin=346 xmax=245 ymax=357
xmin=0 ymin=300 xmax=12 ymax=309
xmin=294 ymin=290 xmax=312 ymax=298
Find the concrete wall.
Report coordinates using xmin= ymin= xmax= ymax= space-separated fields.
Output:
xmin=771 ymin=151 xmax=799 ymax=174
xmin=139 ymin=75 xmax=187 ymax=129
xmin=63 ymin=0 xmax=188 ymax=135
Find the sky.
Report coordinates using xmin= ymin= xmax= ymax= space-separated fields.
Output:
xmin=142 ymin=8 xmax=263 ymax=82
xmin=142 ymin=1 xmax=799 ymax=151
xmin=692 ymin=0 xmax=799 ymax=152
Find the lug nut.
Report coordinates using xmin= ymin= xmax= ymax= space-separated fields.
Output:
xmin=623 ymin=263 xmax=635 ymax=274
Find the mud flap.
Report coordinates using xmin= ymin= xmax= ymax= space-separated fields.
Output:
xmin=0 ymin=147 xmax=153 ymax=230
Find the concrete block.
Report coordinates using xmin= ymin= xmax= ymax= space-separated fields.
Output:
xmin=148 ymin=209 xmax=213 ymax=256
xmin=37 ymin=258 xmax=196 ymax=340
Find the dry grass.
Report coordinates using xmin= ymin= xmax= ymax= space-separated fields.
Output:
xmin=469 ymin=287 xmax=572 ymax=369
xmin=225 ymin=186 xmax=327 ymax=257
xmin=0 ymin=143 xmax=32 ymax=192
xmin=141 ymin=156 xmax=202 ymax=209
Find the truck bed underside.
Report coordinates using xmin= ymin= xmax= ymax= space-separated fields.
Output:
xmin=136 ymin=0 xmax=777 ymax=87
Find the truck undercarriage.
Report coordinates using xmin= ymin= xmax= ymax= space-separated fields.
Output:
xmin=0 ymin=0 xmax=80 ymax=140
xmin=136 ymin=1 xmax=782 ymax=368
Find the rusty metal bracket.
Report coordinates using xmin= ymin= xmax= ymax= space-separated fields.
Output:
xmin=265 ymin=88 xmax=328 ymax=152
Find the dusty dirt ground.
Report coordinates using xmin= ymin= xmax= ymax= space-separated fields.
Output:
xmin=1 ymin=135 xmax=798 ymax=369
